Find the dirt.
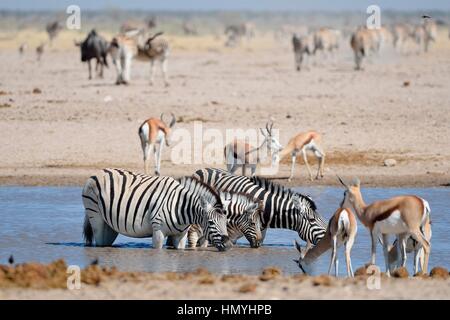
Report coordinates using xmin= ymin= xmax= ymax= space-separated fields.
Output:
xmin=1 ymin=260 xmax=449 ymax=299
xmin=0 ymin=30 xmax=449 ymax=188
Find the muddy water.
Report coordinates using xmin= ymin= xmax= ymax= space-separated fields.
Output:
xmin=0 ymin=186 xmax=448 ymax=275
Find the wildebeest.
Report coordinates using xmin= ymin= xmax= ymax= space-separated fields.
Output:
xmin=292 ymin=33 xmax=313 ymax=71
xmin=74 ymin=29 xmax=109 ymax=80
xmin=46 ymin=21 xmax=63 ymax=45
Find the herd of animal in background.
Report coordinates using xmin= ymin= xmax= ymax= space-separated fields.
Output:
xmin=16 ymin=17 xmax=438 ymax=277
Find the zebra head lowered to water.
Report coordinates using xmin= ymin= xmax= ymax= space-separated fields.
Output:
xmin=192 ymin=168 xmax=327 ymax=246
xmin=187 ymin=191 xmax=264 ymax=248
xmin=177 ymin=177 xmax=232 ymax=251
xmin=82 ymin=169 xmax=231 ymax=251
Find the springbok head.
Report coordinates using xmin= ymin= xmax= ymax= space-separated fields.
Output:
xmin=161 ymin=112 xmax=176 ymax=147
xmin=337 ymin=176 xmax=361 ymax=210
xmin=260 ymin=121 xmax=283 ymax=161
xmin=293 ymin=239 xmax=314 ymax=274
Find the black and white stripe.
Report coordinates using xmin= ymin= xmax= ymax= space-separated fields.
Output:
xmin=193 ymin=168 xmax=327 ymax=245
xmin=82 ymin=169 xmax=231 ymax=251
xmin=188 ymin=191 xmax=264 ymax=248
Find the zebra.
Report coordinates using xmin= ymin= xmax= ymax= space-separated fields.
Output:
xmin=82 ymin=169 xmax=231 ymax=251
xmin=193 ymin=168 xmax=327 ymax=245
xmin=187 ymin=191 xmax=264 ymax=248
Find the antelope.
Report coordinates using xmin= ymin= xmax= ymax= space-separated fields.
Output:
xmin=387 ymin=214 xmax=432 ymax=274
xmin=273 ymin=130 xmax=325 ymax=181
xmin=223 ymin=121 xmax=282 ymax=176
xmin=350 ymin=27 xmax=379 ymax=70
xmin=295 ymin=206 xmax=358 ymax=277
xmin=292 ymin=33 xmax=313 ymax=71
xmin=19 ymin=43 xmax=27 ymax=56
xmin=338 ymin=177 xmax=431 ymax=276
xmin=138 ymin=113 xmax=176 ymax=175
xmin=108 ymin=31 xmax=169 ymax=85
xmin=312 ymin=28 xmax=340 ymax=56
xmin=36 ymin=43 xmax=45 ymax=61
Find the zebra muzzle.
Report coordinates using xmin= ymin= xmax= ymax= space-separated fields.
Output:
xmin=215 ymin=235 xmax=232 ymax=252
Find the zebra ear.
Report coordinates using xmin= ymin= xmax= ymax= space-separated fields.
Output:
xmin=219 ymin=193 xmax=231 ymax=209
xmin=245 ymin=202 xmax=259 ymax=215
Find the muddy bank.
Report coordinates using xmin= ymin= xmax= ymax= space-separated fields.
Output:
xmin=0 ymin=260 xmax=449 ymax=299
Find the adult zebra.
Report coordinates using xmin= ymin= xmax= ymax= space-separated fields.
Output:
xmin=193 ymin=168 xmax=327 ymax=245
xmin=82 ymin=169 xmax=231 ymax=251
xmin=187 ymin=191 xmax=264 ymax=248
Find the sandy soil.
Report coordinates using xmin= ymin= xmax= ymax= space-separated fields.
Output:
xmin=1 ymin=261 xmax=449 ymax=300
xmin=0 ymin=31 xmax=450 ymax=188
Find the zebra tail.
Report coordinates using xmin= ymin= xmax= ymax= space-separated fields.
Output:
xmin=83 ymin=215 xmax=94 ymax=246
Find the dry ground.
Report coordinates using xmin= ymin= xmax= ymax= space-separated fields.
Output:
xmin=0 ymin=30 xmax=450 ymax=187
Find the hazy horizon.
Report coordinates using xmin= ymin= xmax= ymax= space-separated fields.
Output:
xmin=1 ymin=0 xmax=450 ymax=12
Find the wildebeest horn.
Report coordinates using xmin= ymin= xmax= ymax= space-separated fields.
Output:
xmin=169 ymin=112 xmax=176 ymax=127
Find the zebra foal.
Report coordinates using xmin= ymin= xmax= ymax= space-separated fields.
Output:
xmin=187 ymin=191 xmax=264 ymax=248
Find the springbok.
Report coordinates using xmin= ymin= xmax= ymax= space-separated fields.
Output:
xmin=138 ymin=113 xmax=176 ymax=175
xmin=36 ymin=43 xmax=45 ymax=61
xmin=223 ymin=121 xmax=282 ymax=176
xmin=273 ymin=130 xmax=325 ymax=181
xmin=338 ymin=177 xmax=431 ymax=275
xmin=108 ymin=31 xmax=169 ymax=85
xmin=387 ymin=214 xmax=432 ymax=274
xmin=295 ymin=207 xmax=357 ymax=277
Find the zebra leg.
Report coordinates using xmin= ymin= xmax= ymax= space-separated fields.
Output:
xmin=85 ymin=211 xmax=118 ymax=247
xmin=161 ymin=58 xmax=169 ymax=87
xmin=152 ymin=229 xmax=165 ymax=249
xmin=171 ymin=232 xmax=188 ymax=250
xmin=260 ymin=228 xmax=267 ymax=244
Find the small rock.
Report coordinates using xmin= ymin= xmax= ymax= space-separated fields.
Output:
xmin=403 ymin=81 xmax=410 ymax=87
xmin=32 ymin=88 xmax=42 ymax=94
xmin=312 ymin=275 xmax=333 ymax=286
xmin=286 ymin=114 xmax=292 ymax=119
xmin=384 ymin=159 xmax=397 ymax=167
xmin=259 ymin=267 xmax=282 ymax=281
xmin=103 ymin=95 xmax=113 ymax=103
xmin=238 ymin=283 xmax=257 ymax=293
xmin=430 ymin=266 xmax=449 ymax=279
xmin=392 ymin=267 xmax=409 ymax=278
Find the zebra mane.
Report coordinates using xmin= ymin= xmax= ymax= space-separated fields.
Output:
xmin=250 ymin=176 xmax=317 ymax=211
xmin=220 ymin=190 xmax=259 ymax=204
xmin=178 ymin=176 xmax=222 ymax=207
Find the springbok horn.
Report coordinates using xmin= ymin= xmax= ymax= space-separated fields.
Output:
xmin=169 ymin=112 xmax=176 ymax=127
xmin=294 ymin=240 xmax=303 ymax=253
xmin=337 ymin=175 xmax=347 ymax=188
xmin=160 ymin=113 xmax=165 ymax=122
xmin=265 ymin=121 xmax=270 ymax=133
xmin=259 ymin=128 xmax=267 ymax=137
xmin=269 ymin=121 xmax=274 ymax=133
